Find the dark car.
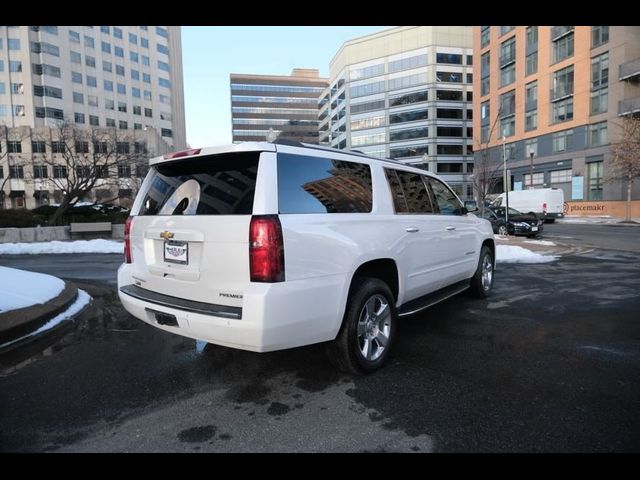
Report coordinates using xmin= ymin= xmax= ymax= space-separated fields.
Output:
xmin=480 ymin=206 xmax=543 ymax=237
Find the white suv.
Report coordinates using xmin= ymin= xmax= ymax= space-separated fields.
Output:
xmin=118 ymin=141 xmax=495 ymax=373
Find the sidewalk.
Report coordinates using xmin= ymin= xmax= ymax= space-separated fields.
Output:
xmin=0 ymin=267 xmax=87 ymax=352
xmin=556 ymin=216 xmax=640 ymax=226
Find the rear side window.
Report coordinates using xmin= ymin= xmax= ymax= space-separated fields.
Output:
xmin=135 ymin=152 xmax=259 ymax=215
xmin=427 ymin=177 xmax=464 ymax=215
xmin=277 ymin=153 xmax=373 ymax=214
xmin=384 ymin=168 xmax=435 ymax=214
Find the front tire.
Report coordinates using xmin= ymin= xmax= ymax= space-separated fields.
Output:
xmin=469 ymin=245 xmax=494 ymax=299
xmin=326 ymin=277 xmax=397 ymax=374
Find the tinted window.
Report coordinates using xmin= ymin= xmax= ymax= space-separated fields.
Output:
xmin=385 ymin=169 xmax=434 ymax=214
xmin=136 ymin=153 xmax=259 ymax=215
xmin=278 ymin=153 xmax=372 ymax=214
xmin=427 ymin=177 xmax=464 ymax=215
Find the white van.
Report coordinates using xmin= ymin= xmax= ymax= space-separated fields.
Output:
xmin=492 ymin=188 xmax=564 ymax=222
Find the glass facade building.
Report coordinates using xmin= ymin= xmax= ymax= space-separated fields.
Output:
xmin=319 ymin=26 xmax=474 ymax=199
xmin=230 ymin=69 xmax=327 ymax=144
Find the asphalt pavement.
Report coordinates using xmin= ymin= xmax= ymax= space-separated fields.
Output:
xmin=1 ymin=224 xmax=639 ymax=452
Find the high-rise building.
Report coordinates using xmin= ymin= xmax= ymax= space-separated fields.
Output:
xmin=319 ymin=26 xmax=474 ymax=200
xmin=0 ymin=25 xmax=186 ymax=149
xmin=473 ymin=26 xmax=640 ymax=202
xmin=230 ymin=68 xmax=327 ymax=144
xmin=0 ymin=25 xmax=186 ymax=209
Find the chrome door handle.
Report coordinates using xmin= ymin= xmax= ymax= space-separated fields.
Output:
xmin=406 ymin=227 xmax=420 ymax=233
xmin=446 ymin=226 xmax=456 ymax=231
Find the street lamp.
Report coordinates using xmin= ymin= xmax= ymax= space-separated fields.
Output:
xmin=502 ymin=136 xmax=509 ymax=228
xmin=528 ymin=148 xmax=535 ymax=189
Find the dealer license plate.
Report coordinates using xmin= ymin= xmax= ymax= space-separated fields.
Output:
xmin=164 ymin=240 xmax=188 ymax=265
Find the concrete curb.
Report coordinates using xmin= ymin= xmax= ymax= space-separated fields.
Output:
xmin=0 ymin=281 xmax=79 ymax=346
xmin=495 ymin=235 xmax=592 ymax=257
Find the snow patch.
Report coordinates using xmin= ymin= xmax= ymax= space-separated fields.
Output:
xmin=0 ymin=290 xmax=92 ymax=349
xmin=523 ymin=240 xmax=556 ymax=246
xmin=0 ymin=239 xmax=124 ymax=255
xmin=0 ymin=266 xmax=65 ymax=312
xmin=496 ymin=245 xmax=558 ymax=264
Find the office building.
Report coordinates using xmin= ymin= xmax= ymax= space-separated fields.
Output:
xmin=230 ymin=68 xmax=327 ymax=144
xmin=319 ymin=26 xmax=474 ymax=199
xmin=473 ymin=26 xmax=640 ymax=201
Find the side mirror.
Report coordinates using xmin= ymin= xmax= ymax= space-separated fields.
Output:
xmin=464 ymin=200 xmax=479 ymax=212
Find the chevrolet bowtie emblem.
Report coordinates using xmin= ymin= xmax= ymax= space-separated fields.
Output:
xmin=160 ymin=230 xmax=174 ymax=240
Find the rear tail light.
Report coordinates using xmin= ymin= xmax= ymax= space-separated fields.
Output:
xmin=543 ymin=202 xmax=547 ymax=213
xmin=249 ymin=215 xmax=285 ymax=282
xmin=124 ymin=216 xmax=134 ymax=264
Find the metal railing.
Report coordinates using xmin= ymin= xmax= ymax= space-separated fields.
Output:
xmin=618 ymin=97 xmax=640 ymax=116
xmin=550 ymin=84 xmax=574 ymax=101
xmin=619 ymin=58 xmax=640 ymax=81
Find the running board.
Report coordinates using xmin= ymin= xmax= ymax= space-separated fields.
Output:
xmin=398 ymin=280 xmax=470 ymax=318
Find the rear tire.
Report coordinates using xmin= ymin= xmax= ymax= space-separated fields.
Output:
xmin=469 ymin=246 xmax=494 ymax=299
xmin=326 ymin=277 xmax=397 ymax=375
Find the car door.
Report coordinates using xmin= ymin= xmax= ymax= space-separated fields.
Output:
xmin=384 ymin=168 xmax=447 ymax=301
xmin=425 ymin=176 xmax=479 ymax=284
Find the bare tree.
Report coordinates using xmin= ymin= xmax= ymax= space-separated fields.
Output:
xmin=609 ymin=116 xmax=640 ymax=222
xmin=39 ymin=121 xmax=151 ymax=225
xmin=472 ymin=109 xmax=503 ymax=216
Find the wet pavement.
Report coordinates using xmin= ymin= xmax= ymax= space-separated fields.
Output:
xmin=1 ymin=226 xmax=639 ymax=452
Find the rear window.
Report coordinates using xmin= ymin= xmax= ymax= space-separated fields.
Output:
xmin=135 ymin=152 xmax=259 ymax=215
xmin=277 ymin=153 xmax=373 ymax=214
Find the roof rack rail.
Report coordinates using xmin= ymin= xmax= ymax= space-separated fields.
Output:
xmin=272 ymin=139 xmax=304 ymax=147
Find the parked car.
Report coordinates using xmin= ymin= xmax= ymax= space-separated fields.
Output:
xmin=492 ymin=188 xmax=564 ymax=222
xmin=118 ymin=141 xmax=495 ymax=373
xmin=480 ymin=206 xmax=543 ymax=237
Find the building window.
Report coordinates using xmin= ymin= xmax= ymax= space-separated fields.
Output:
xmin=10 ymin=165 xmax=25 ymax=179
xmin=481 ymin=77 xmax=490 ymax=97
xmin=52 ymin=141 xmax=65 ymax=154
xmin=526 ymin=26 xmax=538 ymax=46
xmin=157 ymin=44 xmax=169 ymax=55
xmin=32 ymin=141 xmax=46 ymax=153
xmin=101 ymin=26 xmax=110 ymax=34
xmin=118 ymin=101 xmax=127 ymax=113
xmin=551 ymin=65 xmax=574 ymax=100
xmin=115 ymin=46 xmax=124 ymax=57
xmin=587 ymin=160 xmax=603 ymax=200
xmin=12 ymin=83 xmax=24 ymax=94
xmin=436 ymin=53 xmax=462 ymax=64
xmin=8 ymin=38 xmax=20 ymax=50
xmin=133 ymin=105 xmax=141 ymax=115
xmin=592 ymin=26 xmax=609 ymax=48
xmin=132 ymin=87 xmax=141 ymax=98
xmin=119 ymin=120 xmax=128 ymax=130
xmin=500 ymin=63 xmax=515 ymax=87
xmin=94 ymin=142 xmax=108 ymax=153
xmin=72 ymin=71 xmax=82 ymax=84
xmin=117 ymin=142 xmax=130 ymax=154
xmin=552 ymin=97 xmax=574 ymax=123
xmin=143 ymin=73 xmax=151 ymax=84
xmin=144 ymin=90 xmax=152 ymax=101
xmin=590 ymin=88 xmax=608 ymax=115
xmin=106 ymin=118 xmax=115 ymax=127
xmin=9 ymin=61 xmax=22 ymax=72
xmin=436 ymin=71 xmax=462 ymax=83
xmin=101 ymin=41 xmax=111 ymax=54
xmin=500 ymin=89 xmax=516 ymax=117
xmin=131 ymin=69 xmax=140 ymax=80
xmin=500 ymin=26 xmax=515 ymax=36
xmin=117 ymin=83 xmax=126 ymax=95
xmin=89 ymin=115 xmax=99 ymax=126
xmin=85 ymin=55 xmax=96 ymax=68
xmin=33 ymin=165 xmax=48 ymax=179
xmin=550 ymin=169 xmax=572 ymax=183
xmin=129 ymin=33 xmax=137 ymax=44
xmin=524 ymin=138 xmax=538 ymax=157
xmin=552 ymin=129 xmax=574 ymax=152
xmin=87 ymin=76 xmax=97 ymax=87
xmin=144 ymin=108 xmax=153 ymax=118
xmin=553 ymin=31 xmax=574 ymax=63
xmin=158 ymin=60 xmax=170 ymax=72
xmin=525 ymin=111 xmax=537 ymax=131
xmin=130 ymin=51 xmax=139 ymax=63
xmin=75 ymin=141 xmax=89 ymax=153
xmin=118 ymin=165 xmax=131 ymax=178
xmin=159 ymin=77 xmax=171 ymax=88
xmin=480 ymin=26 xmax=490 ymax=48
xmin=526 ymin=52 xmax=538 ymax=76
xmin=69 ymin=30 xmax=80 ymax=43
xmin=591 ymin=52 xmax=609 ymax=90
xmin=116 ymin=64 xmax=125 ymax=76
xmin=88 ymin=95 xmax=98 ymax=107
xmin=523 ymin=172 xmax=544 ymax=189
xmin=481 ymin=51 xmax=490 ymax=77
xmin=481 ymin=125 xmax=489 ymax=143
xmin=53 ymin=165 xmax=67 ymax=178
xmin=104 ymin=80 xmax=113 ymax=91
xmin=113 ymin=27 xmax=122 ymax=39
xmin=588 ymin=122 xmax=608 ymax=147
xmin=84 ymin=35 xmax=95 ymax=48
xmin=500 ymin=37 xmax=516 ymax=66
xmin=74 ymin=112 xmax=85 ymax=124
xmin=70 ymin=51 xmax=81 ymax=64
xmin=8 ymin=141 xmax=22 ymax=153
xmin=141 ymin=37 xmax=149 ymax=48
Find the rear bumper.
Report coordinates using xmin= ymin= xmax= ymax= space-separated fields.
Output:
xmin=117 ymin=264 xmax=347 ymax=352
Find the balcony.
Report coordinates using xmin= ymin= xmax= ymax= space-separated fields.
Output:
xmin=551 ymin=26 xmax=574 ymax=41
xmin=550 ymin=84 xmax=574 ymax=101
xmin=618 ymin=97 xmax=640 ymax=116
xmin=499 ymin=51 xmax=516 ymax=68
xmin=619 ymin=58 xmax=640 ymax=81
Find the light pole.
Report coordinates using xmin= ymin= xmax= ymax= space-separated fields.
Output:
xmin=528 ymin=148 xmax=535 ymax=189
xmin=502 ymin=136 xmax=509 ymax=227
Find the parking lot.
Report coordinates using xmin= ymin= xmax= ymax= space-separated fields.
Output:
xmin=1 ymin=224 xmax=639 ymax=452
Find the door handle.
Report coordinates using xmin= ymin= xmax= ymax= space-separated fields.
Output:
xmin=446 ymin=226 xmax=456 ymax=231
xmin=405 ymin=227 xmax=419 ymax=233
